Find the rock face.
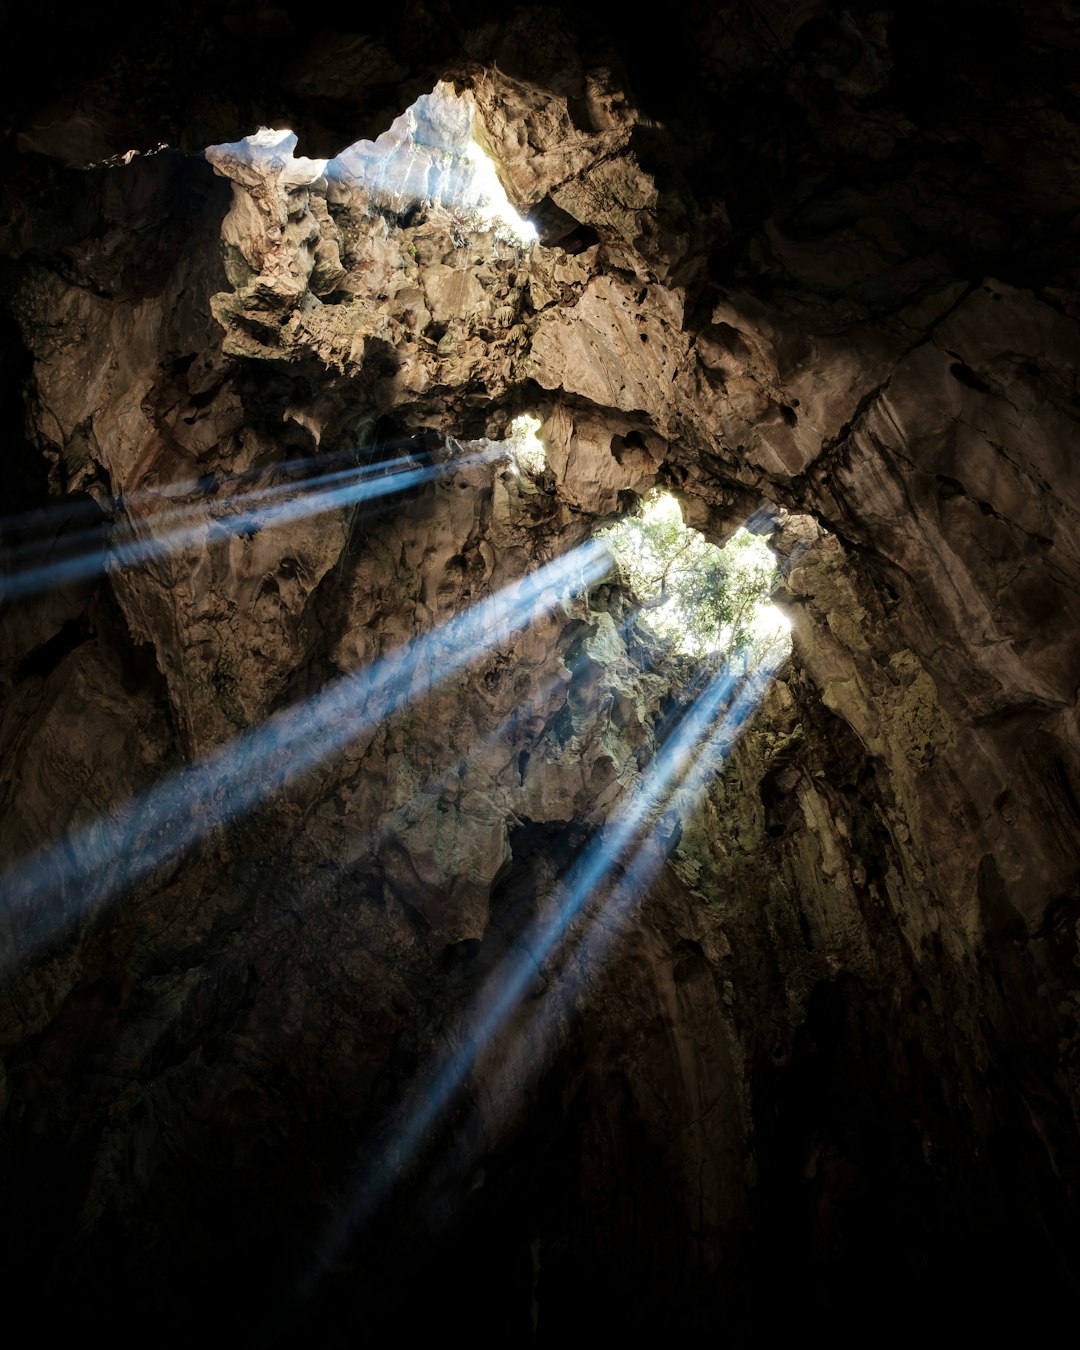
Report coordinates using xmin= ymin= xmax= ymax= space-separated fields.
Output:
xmin=2 ymin=3 xmax=1080 ymax=1342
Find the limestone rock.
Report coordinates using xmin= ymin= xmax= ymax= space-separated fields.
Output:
xmin=3 ymin=5 xmax=1080 ymax=1342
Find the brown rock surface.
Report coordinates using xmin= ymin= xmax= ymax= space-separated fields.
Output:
xmin=1 ymin=3 xmax=1079 ymax=1343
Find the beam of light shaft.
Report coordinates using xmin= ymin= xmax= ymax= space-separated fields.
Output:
xmin=2 ymin=455 xmax=412 ymax=573
xmin=0 ymin=450 xmax=442 ymax=590
xmin=0 ymin=436 xmax=432 ymax=539
xmin=0 ymin=540 xmax=611 ymax=967
xmin=497 ymin=658 xmax=782 ymax=1035
xmin=173 ymin=670 xmax=570 ymax=992
xmin=307 ymin=657 xmax=764 ymax=1278
xmin=550 ymin=656 xmax=778 ymax=968
xmin=0 ymin=450 xmax=489 ymax=604
xmin=405 ymin=659 xmax=783 ymax=1232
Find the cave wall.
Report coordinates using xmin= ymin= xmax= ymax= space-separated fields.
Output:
xmin=2 ymin=3 xmax=1079 ymax=1342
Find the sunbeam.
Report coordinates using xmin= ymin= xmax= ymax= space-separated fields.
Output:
xmin=0 ymin=447 xmax=489 ymax=604
xmin=0 ymin=438 xmax=422 ymax=541
xmin=0 ymin=541 xmax=611 ymax=967
xmin=0 ymin=432 xmax=437 ymax=542
xmin=160 ymin=668 xmax=572 ymax=1000
xmin=542 ymin=652 xmax=782 ymax=973
xmin=2 ymin=452 xmax=415 ymax=572
xmin=299 ymin=647 xmax=783 ymax=1295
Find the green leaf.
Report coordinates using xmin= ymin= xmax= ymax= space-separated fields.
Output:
xmin=597 ymin=491 xmax=790 ymax=665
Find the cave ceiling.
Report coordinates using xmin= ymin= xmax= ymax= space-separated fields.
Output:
xmin=2 ymin=2 xmax=1080 ymax=1343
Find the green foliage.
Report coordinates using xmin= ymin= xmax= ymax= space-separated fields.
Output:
xmin=598 ymin=492 xmax=790 ymax=666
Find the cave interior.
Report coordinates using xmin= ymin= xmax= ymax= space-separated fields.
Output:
xmin=2 ymin=2 xmax=1080 ymax=1343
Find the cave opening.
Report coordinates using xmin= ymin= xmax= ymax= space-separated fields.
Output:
xmin=597 ymin=487 xmax=792 ymax=666
xmin=205 ymin=81 xmax=538 ymax=247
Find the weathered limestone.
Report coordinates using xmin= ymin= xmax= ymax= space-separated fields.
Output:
xmin=2 ymin=5 xmax=1080 ymax=1341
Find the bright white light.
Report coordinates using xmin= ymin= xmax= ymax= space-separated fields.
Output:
xmin=207 ymin=86 xmax=538 ymax=247
xmin=324 ymin=86 xmax=537 ymax=245
xmin=750 ymin=601 xmax=791 ymax=642
xmin=503 ymin=414 xmax=546 ymax=475
xmin=641 ymin=491 xmax=681 ymax=527
xmin=462 ymin=138 xmax=538 ymax=244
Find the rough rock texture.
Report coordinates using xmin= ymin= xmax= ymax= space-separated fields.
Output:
xmin=2 ymin=3 xmax=1080 ymax=1344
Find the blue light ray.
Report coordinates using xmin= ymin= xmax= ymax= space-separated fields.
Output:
xmin=302 ymin=651 xmax=781 ymax=1286
xmin=0 ymin=448 xmax=485 ymax=604
xmin=408 ymin=660 xmax=781 ymax=1224
xmin=537 ymin=654 xmax=780 ymax=973
xmin=0 ymin=449 xmax=443 ymax=598
xmin=170 ymin=669 xmax=571 ymax=987
xmin=0 ymin=540 xmax=611 ymax=967
xmin=2 ymin=455 xmax=396 ymax=572
xmin=0 ymin=440 xmax=420 ymax=540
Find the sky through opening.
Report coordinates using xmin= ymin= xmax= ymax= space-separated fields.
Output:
xmin=205 ymin=83 xmax=538 ymax=246
xmin=598 ymin=490 xmax=791 ymax=663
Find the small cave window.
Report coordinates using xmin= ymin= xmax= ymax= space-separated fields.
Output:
xmin=597 ymin=490 xmax=791 ymax=665
xmin=501 ymin=414 xmax=547 ymax=476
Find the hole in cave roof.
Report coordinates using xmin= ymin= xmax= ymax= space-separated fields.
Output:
xmin=499 ymin=414 xmax=547 ymax=476
xmin=204 ymin=82 xmax=538 ymax=245
xmin=597 ymin=489 xmax=792 ymax=664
